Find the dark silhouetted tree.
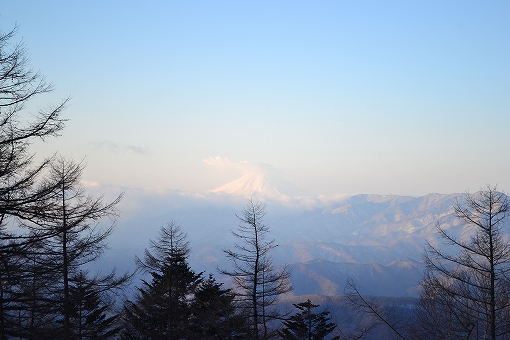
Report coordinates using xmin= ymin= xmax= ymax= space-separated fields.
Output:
xmin=17 ymin=157 xmax=127 ymax=339
xmin=123 ymin=221 xmax=203 ymax=339
xmin=0 ymin=25 xmax=67 ymax=223
xmin=0 ymin=25 xmax=67 ymax=339
xmin=8 ymin=236 xmax=61 ymax=339
xmin=346 ymin=186 xmax=510 ymax=340
xmin=278 ymin=299 xmax=340 ymax=340
xmin=191 ymin=274 xmax=250 ymax=339
xmin=0 ymin=25 xmax=126 ymax=340
xmin=412 ymin=186 xmax=510 ymax=340
xmin=345 ymin=279 xmax=407 ymax=340
xmin=220 ymin=199 xmax=292 ymax=340
xmin=67 ymin=271 xmax=122 ymax=339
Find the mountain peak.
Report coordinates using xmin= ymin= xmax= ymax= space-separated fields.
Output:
xmin=209 ymin=162 xmax=311 ymax=199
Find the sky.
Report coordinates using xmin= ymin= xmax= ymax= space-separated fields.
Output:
xmin=2 ymin=1 xmax=509 ymax=196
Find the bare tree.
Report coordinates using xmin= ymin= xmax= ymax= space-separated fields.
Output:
xmin=416 ymin=185 xmax=510 ymax=340
xmin=19 ymin=157 xmax=127 ymax=339
xmin=0 ymin=25 xmax=68 ymax=339
xmin=345 ymin=279 xmax=407 ymax=340
xmin=0 ymin=26 xmax=68 ymax=222
xmin=346 ymin=186 xmax=510 ymax=340
xmin=0 ymin=25 xmax=127 ymax=339
xmin=219 ymin=199 xmax=292 ymax=339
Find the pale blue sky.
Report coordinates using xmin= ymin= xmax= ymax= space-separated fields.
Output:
xmin=2 ymin=1 xmax=509 ymax=196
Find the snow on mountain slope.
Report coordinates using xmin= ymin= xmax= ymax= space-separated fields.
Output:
xmin=104 ymin=188 xmax=510 ymax=297
xmin=209 ymin=162 xmax=311 ymax=198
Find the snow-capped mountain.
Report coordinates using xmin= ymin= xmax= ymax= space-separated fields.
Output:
xmin=209 ymin=162 xmax=311 ymax=198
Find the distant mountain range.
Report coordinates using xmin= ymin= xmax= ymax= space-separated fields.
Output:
xmin=289 ymin=258 xmax=423 ymax=297
xmin=103 ymin=172 xmax=505 ymax=298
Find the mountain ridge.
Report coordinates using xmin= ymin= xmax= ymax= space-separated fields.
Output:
xmin=103 ymin=188 xmax=508 ymax=297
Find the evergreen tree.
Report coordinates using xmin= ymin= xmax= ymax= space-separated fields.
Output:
xmin=68 ymin=271 xmax=122 ymax=340
xmin=278 ymin=300 xmax=339 ymax=340
xmin=190 ymin=274 xmax=250 ymax=339
xmin=123 ymin=221 xmax=203 ymax=339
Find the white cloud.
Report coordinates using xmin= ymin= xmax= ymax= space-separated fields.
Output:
xmin=203 ymin=156 xmax=279 ymax=176
xmin=203 ymin=156 xmax=233 ymax=167
xmin=95 ymin=141 xmax=149 ymax=155
xmin=81 ymin=180 xmax=100 ymax=188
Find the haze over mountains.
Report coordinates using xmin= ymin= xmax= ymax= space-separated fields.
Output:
xmin=103 ymin=167 xmax=503 ymax=298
